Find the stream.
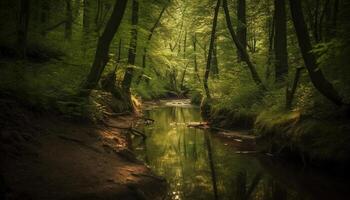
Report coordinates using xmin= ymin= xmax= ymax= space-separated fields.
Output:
xmin=132 ymin=100 xmax=349 ymax=200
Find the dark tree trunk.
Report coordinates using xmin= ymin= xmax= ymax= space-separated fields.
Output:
xmin=18 ymin=0 xmax=30 ymax=58
xmin=211 ymin=42 xmax=219 ymax=76
xmin=289 ymin=0 xmax=343 ymax=106
xmin=204 ymin=0 xmax=221 ymax=99
xmin=237 ymin=0 xmax=247 ymax=61
xmin=83 ymin=0 xmax=90 ymax=33
xmin=122 ymin=0 xmax=139 ymax=93
xmin=40 ymin=0 xmax=50 ymax=36
xmin=274 ymin=0 xmax=288 ymax=83
xmin=82 ymin=0 xmax=128 ymax=91
xmin=82 ymin=0 xmax=90 ymax=54
xmin=266 ymin=7 xmax=275 ymax=81
xmin=222 ymin=0 xmax=266 ymax=90
xmin=65 ymin=0 xmax=73 ymax=40
xmin=314 ymin=0 xmax=320 ymax=42
xmin=331 ymin=0 xmax=339 ymax=36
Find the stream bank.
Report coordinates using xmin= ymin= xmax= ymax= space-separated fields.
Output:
xmin=203 ymin=101 xmax=350 ymax=171
xmin=0 ymin=97 xmax=167 ymax=200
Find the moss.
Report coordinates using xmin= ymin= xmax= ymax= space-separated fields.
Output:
xmin=255 ymin=110 xmax=350 ymax=164
xmin=189 ymin=90 xmax=203 ymax=105
xmin=208 ymin=107 xmax=256 ymax=130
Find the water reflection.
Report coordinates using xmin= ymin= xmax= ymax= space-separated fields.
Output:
xmin=133 ymin=105 xmax=349 ymax=200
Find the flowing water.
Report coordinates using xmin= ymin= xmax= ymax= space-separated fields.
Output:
xmin=133 ymin=100 xmax=349 ymax=200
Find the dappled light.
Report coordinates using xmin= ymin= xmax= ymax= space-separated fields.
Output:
xmin=1 ymin=0 xmax=350 ymax=199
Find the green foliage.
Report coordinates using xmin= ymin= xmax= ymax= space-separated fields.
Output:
xmin=135 ymin=78 xmax=169 ymax=100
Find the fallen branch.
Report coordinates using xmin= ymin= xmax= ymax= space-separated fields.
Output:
xmin=106 ymin=124 xmax=147 ymax=140
xmin=103 ymin=111 xmax=132 ymax=117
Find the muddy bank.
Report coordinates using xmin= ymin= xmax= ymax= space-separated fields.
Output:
xmin=0 ymin=99 xmax=167 ymax=200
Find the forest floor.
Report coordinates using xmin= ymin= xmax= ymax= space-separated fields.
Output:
xmin=0 ymin=98 xmax=167 ymax=200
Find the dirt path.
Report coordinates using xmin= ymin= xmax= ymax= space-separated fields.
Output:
xmin=1 ymin=104 xmax=167 ymax=200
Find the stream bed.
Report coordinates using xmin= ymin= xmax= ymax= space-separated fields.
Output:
xmin=132 ymin=100 xmax=349 ymax=200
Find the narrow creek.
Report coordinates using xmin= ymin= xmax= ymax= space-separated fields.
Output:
xmin=132 ymin=100 xmax=349 ymax=200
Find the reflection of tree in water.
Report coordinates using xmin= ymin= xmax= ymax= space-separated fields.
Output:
xmin=205 ymin=132 xmax=218 ymax=199
xmin=231 ymin=170 xmax=262 ymax=200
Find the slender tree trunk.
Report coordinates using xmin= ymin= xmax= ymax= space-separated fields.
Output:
xmin=82 ymin=0 xmax=90 ymax=54
xmin=113 ymin=39 xmax=122 ymax=73
xmin=331 ymin=0 xmax=339 ymax=37
xmin=286 ymin=67 xmax=303 ymax=109
xmin=211 ymin=42 xmax=219 ymax=76
xmin=193 ymin=34 xmax=201 ymax=82
xmin=274 ymin=0 xmax=288 ymax=83
xmin=122 ymin=0 xmax=139 ymax=93
xmin=82 ymin=0 xmax=128 ymax=91
xmin=40 ymin=0 xmax=50 ymax=36
xmin=204 ymin=0 xmax=221 ymax=99
xmin=237 ymin=0 xmax=247 ymax=61
xmin=18 ymin=0 xmax=30 ymax=58
xmin=180 ymin=31 xmax=188 ymax=89
xmin=266 ymin=7 xmax=275 ymax=81
xmin=136 ymin=3 xmax=168 ymax=84
xmin=289 ymin=0 xmax=343 ymax=106
xmin=314 ymin=0 xmax=320 ymax=42
xmin=222 ymin=0 xmax=266 ymax=90
xmin=65 ymin=0 xmax=73 ymax=40
xmin=319 ymin=0 xmax=331 ymax=42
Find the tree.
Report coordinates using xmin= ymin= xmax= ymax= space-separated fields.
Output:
xmin=18 ymin=0 xmax=30 ymax=58
xmin=203 ymin=0 xmax=221 ymax=99
xmin=136 ymin=1 xmax=169 ymax=84
xmin=274 ymin=0 xmax=288 ymax=83
xmin=192 ymin=34 xmax=201 ymax=82
xmin=289 ymin=0 xmax=343 ymax=106
xmin=122 ymin=0 xmax=139 ymax=93
xmin=237 ymin=0 xmax=247 ymax=61
xmin=65 ymin=0 xmax=73 ymax=40
xmin=82 ymin=0 xmax=128 ymax=91
xmin=222 ymin=0 xmax=266 ymax=90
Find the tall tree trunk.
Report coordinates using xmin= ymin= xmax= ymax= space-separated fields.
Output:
xmin=314 ymin=0 xmax=320 ymax=42
xmin=289 ymin=0 xmax=343 ymax=106
xmin=331 ymin=0 xmax=339 ymax=36
xmin=237 ymin=0 xmax=247 ymax=61
xmin=82 ymin=0 xmax=90 ymax=54
xmin=266 ymin=6 xmax=275 ymax=81
xmin=286 ymin=67 xmax=303 ymax=109
xmin=122 ymin=0 xmax=139 ymax=93
xmin=40 ymin=0 xmax=50 ymax=36
xmin=274 ymin=0 xmax=288 ymax=83
xmin=65 ymin=0 xmax=73 ymax=40
xmin=222 ymin=0 xmax=266 ymax=90
xmin=193 ymin=34 xmax=201 ymax=82
xmin=211 ymin=42 xmax=219 ymax=76
xmin=136 ymin=3 xmax=168 ymax=84
xmin=113 ymin=39 xmax=122 ymax=73
xmin=180 ymin=31 xmax=188 ymax=90
xmin=18 ymin=0 xmax=30 ymax=58
xmin=204 ymin=0 xmax=221 ymax=99
xmin=82 ymin=0 xmax=128 ymax=91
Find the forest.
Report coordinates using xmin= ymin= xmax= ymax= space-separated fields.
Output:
xmin=1 ymin=0 xmax=350 ymax=199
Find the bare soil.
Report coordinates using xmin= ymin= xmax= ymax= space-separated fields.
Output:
xmin=0 ymin=100 xmax=167 ymax=200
